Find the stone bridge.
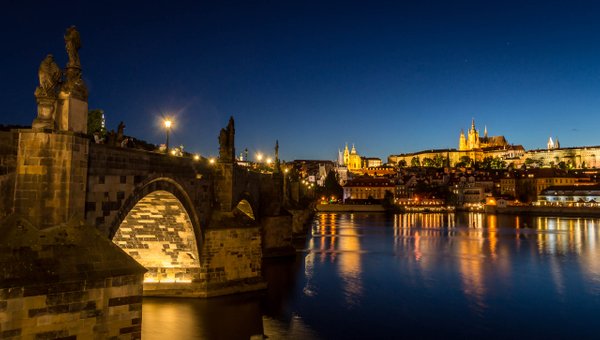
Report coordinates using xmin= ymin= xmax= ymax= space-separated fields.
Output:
xmin=0 ymin=26 xmax=306 ymax=339
xmin=5 ymin=115 xmax=292 ymax=297
xmin=0 ymin=42 xmax=294 ymax=296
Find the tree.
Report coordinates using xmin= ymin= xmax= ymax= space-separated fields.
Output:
xmin=323 ymin=170 xmax=343 ymax=199
xmin=411 ymin=156 xmax=421 ymax=167
xmin=398 ymin=159 xmax=407 ymax=168
xmin=455 ymin=155 xmax=472 ymax=168
xmin=524 ymin=158 xmax=535 ymax=167
xmin=88 ymin=109 xmax=106 ymax=136
xmin=557 ymin=161 xmax=567 ymax=170
xmin=382 ymin=190 xmax=394 ymax=206
xmin=422 ymin=157 xmax=434 ymax=167
xmin=433 ymin=154 xmax=446 ymax=168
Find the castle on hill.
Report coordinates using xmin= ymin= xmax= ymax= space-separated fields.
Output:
xmin=389 ymin=118 xmax=600 ymax=169
xmin=459 ymin=119 xmax=508 ymax=151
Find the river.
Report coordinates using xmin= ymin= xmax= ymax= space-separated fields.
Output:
xmin=142 ymin=212 xmax=600 ymax=339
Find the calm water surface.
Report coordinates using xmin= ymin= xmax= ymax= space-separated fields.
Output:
xmin=143 ymin=213 xmax=600 ymax=339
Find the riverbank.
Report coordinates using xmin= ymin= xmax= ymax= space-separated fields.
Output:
xmin=487 ymin=205 xmax=600 ymax=217
xmin=316 ymin=203 xmax=600 ymax=218
xmin=315 ymin=204 xmax=386 ymax=213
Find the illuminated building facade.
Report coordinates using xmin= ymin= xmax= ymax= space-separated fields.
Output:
xmin=343 ymin=177 xmax=395 ymax=201
xmin=538 ymin=184 xmax=600 ymax=205
xmin=342 ymin=143 xmax=363 ymax=171
xmin=459 ymin=119 xmax=509 ymax=151
xmin=516 ymin=146 xmax=600 ymax=169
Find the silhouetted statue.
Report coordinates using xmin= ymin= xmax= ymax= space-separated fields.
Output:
xmin=65 ymin=26 xmax=81 ymax=67
xmin=62 ymin=26 xmax=87 ymax=100
xmin=35 ymin=55 xmax=61 ymax=97
xmin=32 ymin=55 xmax=62 ymax=129
xmin=274 ymin=140 xmax=280 ymax=173
xmin=117 ymin=121 xmax=126 ymax=142
xmin=106 ymin=130 xmax=117 ymax=146
xmin=219 ymin=117 xmax=235 ymax=162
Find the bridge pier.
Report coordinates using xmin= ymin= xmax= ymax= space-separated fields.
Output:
xmin=14 ymin=130 xmax=89 ymax=228
xmin=143 ymin=225 xmax=266 ymax=297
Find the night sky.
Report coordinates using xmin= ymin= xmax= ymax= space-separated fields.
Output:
xmin=2 ymin=1 xmax=600 ymax=161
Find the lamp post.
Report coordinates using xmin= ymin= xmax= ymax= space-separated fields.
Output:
xmin=164 ymin=119 xmax=172 ymax=154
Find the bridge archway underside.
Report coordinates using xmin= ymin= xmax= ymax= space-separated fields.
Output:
xmin=85 ymin=144 xmax=212 ymax=239
xmin=112 ymin=190 xmax=201 ymax=283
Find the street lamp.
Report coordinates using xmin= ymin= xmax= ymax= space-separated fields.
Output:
xmin=164 ymin=118 xmax=172 ymax=154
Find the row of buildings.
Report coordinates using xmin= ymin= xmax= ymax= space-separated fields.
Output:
xmin=389 ymin=119 xmax=600 ymax=169
xmin=291 ymin=119 xmax=600 ymax=207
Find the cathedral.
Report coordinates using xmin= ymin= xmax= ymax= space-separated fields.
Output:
xmin=458 ymin=119 xmax=509 ymax=151
xmin=339 ymin=143 xmax=362 ymax=171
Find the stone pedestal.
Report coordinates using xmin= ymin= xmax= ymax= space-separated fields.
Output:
xmin=0 ymin=217 xmax=146 ymax=339
xmin=216 ymin=162 xmax=235 ymax=212
xmin=14 ymin=130 xmax=89 ymax=228
xmin=56 ymin=91 xmax=87 ymax=133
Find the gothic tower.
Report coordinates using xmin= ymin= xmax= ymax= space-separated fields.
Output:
xmin=459 ymin=129 xmax=467 ymax=150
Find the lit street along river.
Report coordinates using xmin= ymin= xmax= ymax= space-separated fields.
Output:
xmin=142 ymin=212 xmax=600 ymax=339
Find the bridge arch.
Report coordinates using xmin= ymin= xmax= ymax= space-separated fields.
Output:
xmin=110 ymin=177 xmax=203 ymax=283
xmin=234 ymin=192 xmax=258 ymax=220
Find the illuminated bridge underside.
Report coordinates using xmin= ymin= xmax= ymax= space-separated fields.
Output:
xmin=112 ymin=190 xmax=200 ymax=284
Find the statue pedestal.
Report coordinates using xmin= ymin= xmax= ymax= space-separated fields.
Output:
xmin=56 ymin=91 xmax=87 ymax=133
xmin=14 ymin=130 xmax=89 ymax=228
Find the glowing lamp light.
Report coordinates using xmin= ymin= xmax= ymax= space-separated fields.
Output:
xmin=256 ymin=153 xmax=263 ymax=162
xmin=193 ymin=154 xmax=200 ymax=161
xmin=266 ymin=158 xmax=272 ymax=165
xmin=209 ymin=158 xmax=215 ymax=164
xmin=163 ymin=118 xmax=173 ymax=153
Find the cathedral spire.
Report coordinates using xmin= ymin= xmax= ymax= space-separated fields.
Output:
xmin=471 ymin=118 xmax=475 ymax=131
xmin=484 ymin=125 xmax=488 ymax=138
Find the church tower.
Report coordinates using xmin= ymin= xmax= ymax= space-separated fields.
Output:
xmin=343 ymin=143 xmax=350 ymax=166
xmin=459 ymin=129 xmax=467 ymax=151
xmin=467 ymin=119 xmax=480 ymax=150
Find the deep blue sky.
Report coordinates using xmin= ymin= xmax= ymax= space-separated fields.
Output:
xmin=2 ymin=1 xmax=600 ymax=161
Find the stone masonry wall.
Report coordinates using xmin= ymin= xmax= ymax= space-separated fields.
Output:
xmin=113 ymin=190 xmax=201 ymax=283
xmin=86 ymin=143 xmax=212 ymax=238
xmin=0 ymin=131 xmax=17 ymax=219
xmin=14 ymin=130 xmax=88 ymax=228
xmin=199 ymin=227 xmax=262 ymax=287
xmin=261 ymin=215 xmax=294 ymax=257
xmin=0 ymin=274 xmax=143 ymax=339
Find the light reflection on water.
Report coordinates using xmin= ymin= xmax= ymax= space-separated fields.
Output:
xmin=143 ymin=212 xmax=600 ymax=339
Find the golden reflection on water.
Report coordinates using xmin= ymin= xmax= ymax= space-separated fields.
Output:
xmin=312 ymin=212 xmax=600 ymax=314
xmin=308 ymin=213 xmax=363 ymax=305
xmin=337 ymin=222 xmax=363 ymax=306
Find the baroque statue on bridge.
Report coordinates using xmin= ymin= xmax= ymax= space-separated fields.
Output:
xmin=32 ymin=54 xmax=61 ymax=129
xmin=65 ymin=26 xmax=81 ymax=68
xmin=35 ymin=55 xmax=61 ymax=98
xmin=219 ymin=117 xmax=235 ymax=163
xmin=62 ymin=26 xmax=88 ymax=100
